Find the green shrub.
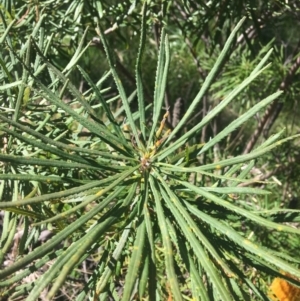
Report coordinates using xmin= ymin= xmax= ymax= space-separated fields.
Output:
xmin=0 ymin=4 xmax=300 ymax=301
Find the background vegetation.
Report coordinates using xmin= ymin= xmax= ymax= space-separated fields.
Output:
xmin=0 ymin=0 xmax=300 ymax=300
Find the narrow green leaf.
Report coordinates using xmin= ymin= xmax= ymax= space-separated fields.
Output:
xmin=139 ymin=253 xmax=149 ymax=299
xmin=0 ymin=153 xmax=116 ymax=172
xmin=97 ymin=25 xmax=142 ymax=150
xmin=152 ymin=28 xmax=166 ymax=125
xmin=144 ymin=202 xmax=155 ymax=264
xmin=0 ymin=174 xmax=121 ymax=209
xmin=50 ymin=203 xmax=130 ymax=300
xmin=95 ymin=185 xmax=137 ymax=294
xmin=0 ymin=113 xmax=136 ymax=162
xmin=166 ymin=17 xmax=246 ymax=142
xmin=32 ymin=172 xmax=138 ymax=226
xmin=159 ymin=184 xmax=232 ymax=300
xmin=12 ymin=35 xmax=32 ymax=122
xmin=27 ymin=233 xmax=91 ymax=301
xmin=148 ymin=32 xmax=170 ymax=148
xmin=0 ymin=207 xmax=44 ymax=219
xmin=29 ymin=76 xmax=128 ymax=154
xmin=122 ymin=220 xmax=146 ymax=301
xmin=31 ymin=38 xmax=107 ymax=122
xmin=0 ymin=124 xmax=102 ymax=167
xmin=156 ymin=171 xmax=235 ymax=277
xmin=0 ymin=80 xmax=22 ymax=90
xmin=179 ymin=180 xmax=300 ymax=235
xmin=96 ymin=222 xmax=133 ymax=295
xmin=199 ymin=90 xmax=283 ymax=154
xmin=189 ymin=253 xmax=210 ymax=301
xmin=186 ymin=202 xmax=300 ymax=280
xmin=159 ymin=133 xmax=300 ymax=173
xmin=149 ymin=176 xmax=183 ymax=301
xmin=77 ymin=65 xmax=130 ymax=148
xmin=0 ymin=249 xmax=64 ymax=287
xmin=0 ymin=167 xmax=138 ymax=279
xmin=135 ymin=2 xmax=147 ymax=138
xmin=0 ymin=215 xmax=17 ymax=264
xmin=155 ymin=172 xmax=234 ymax=300
xmin=0 ymin=18 xmax=16 ymax=44
xmin=0 ymin=56 xmax=15 ymax=86
xmin=63 ymin=27 xmax=91 ymax=73
xmin=178 ymin=186 xmax=270 ymax=195
xmin=157 ymin=63 xmax=272 ymax=161
xmin=165 ymin=218 xmax=209 ymax=301
xmin=158 ymin=164 xmax=268 ymax=186
xmin=251 ymin=48 xmax=273 ymax=75
xmin=0 ymin=173 xmax=65 ymax=183
xmin=143 ymin=190 xmax=156 ymax=301
xmin=29 ymin=201 xmax=127 ymax=301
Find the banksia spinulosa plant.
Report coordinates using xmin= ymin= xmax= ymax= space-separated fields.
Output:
xmin=0 ymin=3 xmax=300 ymax=301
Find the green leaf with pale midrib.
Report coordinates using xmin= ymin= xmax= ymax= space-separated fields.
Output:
xmin=0 ymin=124 xmax=102 ymax=167
xmin=29 ymin=80 xmax=129 ymax=155
xmin=0 ymin=153 xmax=120 ymax=172
xmin=180 ymin=180 xmax=300 ymax=235
xmin=121 ymin=220 xmax=146 ymax=301
xmin=185 ymin=202 xmax=300 ymax=280
xmin=97 ymin=24 xmax=142 ymax=151
xmin=135 ymin=2 xmax=147 ymax=139
xmin=0 ymin=166 xmax=138 ymax=280
xmin=77 ymin=65 xmax=130 ymax=149
xmin=0 ymin=173 xmax=69 ymax=183
xmin=33 ymin=168 xmax=139 ymax=226
xmin=156 ymin=171 xmax=235 ymax=278
xmin=0 ymin=112 xmax=137 ymax=162
xmin=28 ymin=200 xmax=129 ymax=301
xmin=156 ymin=174 xmax=233 ymax=301
xmin=166 ymin=17 xmax=246 ymax=143
xmin=148 ymin=30 xmax=170 ymax=148
xmin=157 ymin=62 xmax=272 ymax=162
xmin=150 ymin=176 xmax=183 ymax=301
xmin=166 ymin=218 xmax=210 ymax=301
xmin=158 ymin=132 xmax=300 ymax=173
xmin=0 ymin=174 xmax=120 ymax=209
xmin=198 ymin=90 xmax=283 ymax=155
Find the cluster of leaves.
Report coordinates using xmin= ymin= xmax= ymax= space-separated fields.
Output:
xmin=0 ymin=1 xmax=300 ymax=300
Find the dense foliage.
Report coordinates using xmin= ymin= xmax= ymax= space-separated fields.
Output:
xmin=0 ymin=1 xmax=300 ymax=300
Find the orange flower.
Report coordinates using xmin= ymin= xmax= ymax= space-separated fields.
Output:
xmin=268 ymin=273 xmax=300 ymax=301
